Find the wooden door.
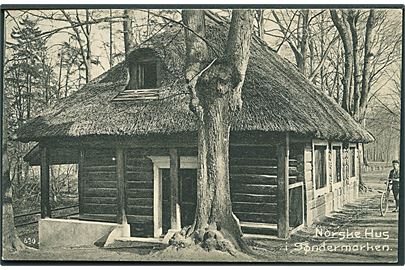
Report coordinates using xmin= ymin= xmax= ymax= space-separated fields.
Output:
xmin=161 ymin=169 xmax=197 ymax=235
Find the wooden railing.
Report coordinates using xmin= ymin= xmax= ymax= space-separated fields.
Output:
xmin=14 ymin=204 xmax=79 ymax=228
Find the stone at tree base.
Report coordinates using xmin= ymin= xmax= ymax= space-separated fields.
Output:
xmin=162 ymin=229 xmax=180 ymax=244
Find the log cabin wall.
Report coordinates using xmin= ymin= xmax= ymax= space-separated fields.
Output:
xmin=230 ymin=145 xmax=278 ymax=224
xmin=125 ymin=147 xmax=197 ymax=237
xmin=304 ymin=142 xmax=360 ymax=226
xmin=229 ymin=145 xmax=299 ymax=225
xmin=79 ymin=147 xmax=196 ymax=237
xmin=78 ymin=141 xmax=360 ymax=236
xmin=80 ymin=148 xmax=117 ymax=222
xmin=125 ymin=149 xmax=156 ymax=237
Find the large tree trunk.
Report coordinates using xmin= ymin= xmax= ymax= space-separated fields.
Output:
xmin=347 ymin=10 xmax=360 ymax=119
xmin=85 ymin=10 xmax=92 ymax=83
xmin=180 ymin=9 xmax=254 ymax=254
xmin=2 ymin=99 xmax=26 ymax=255
xmin=298 ymin=10 xmax=309 ymax=76
xmin=123 ymin=9 xmax=136 ymax=59
xmin=358 ymin=10 xmax=376 ymax=192
xmin=358 ymin=9 xmax=376 ymax=122
xmin=330 ymin=10 xmax=353 ymax=113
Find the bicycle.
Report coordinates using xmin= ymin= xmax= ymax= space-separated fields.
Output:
xmin=380 ymin=178 xmax=393 ymax=216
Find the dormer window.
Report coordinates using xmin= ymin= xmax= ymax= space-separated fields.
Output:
xmin=113 ymin=49 xmax=161 ymax=102
xmin=128 ymin=60 xmax=159 ymax=90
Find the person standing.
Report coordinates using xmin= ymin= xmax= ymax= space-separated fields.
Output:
xmin=388 ymin=160 xmax=400 ymax=212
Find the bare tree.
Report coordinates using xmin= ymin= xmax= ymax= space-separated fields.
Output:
xmin=330 ymin=9 xmax=353 ymax=113
xmin=61 ymin=9 xmax=94 ymax=83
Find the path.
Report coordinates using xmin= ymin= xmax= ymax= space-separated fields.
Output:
xmin=4 ymin=169 xmax=399 ymax=263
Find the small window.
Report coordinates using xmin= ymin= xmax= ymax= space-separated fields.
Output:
xmin=128 ymin=61 xmax=158 ymax=89
xmin=314 ymin=145 xmax=327 ymax=190
xmin=332 ymin=146 xmax=342 ymax=183
xmin=349 ymin=147 xmax=356 ymax=177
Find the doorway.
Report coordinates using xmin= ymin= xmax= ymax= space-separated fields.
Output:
xmin=161 ymin=169 xmax=197 ymax=235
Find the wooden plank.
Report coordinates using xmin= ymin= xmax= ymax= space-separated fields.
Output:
xmin=81 ymin=171 xmax=115 ymax=178
xmin=79 ymin=214 xmax=116 ymax=223
xmin=232 ymin=202 xmax=277 ymax=213
xmin=87 ymin=181 xmax=117 ymax=189
xmin=277 ymin=132 xmax=290 ymax=239
xmin=126 ymin=165 xmax=153 ymax=172
xmin=126 ymin=189 xmax=153 ymax=198
xmin=288 ymin=182 xmax=304 ymax=189
xmin=230 ymin=145 xmax=276 ymax=159
xmin=125 ymin=171 xmax=153 ymax=181
xmin=81 ymin=173 xmax=116 ymax=183
xmin=82 ymin=203 xmax=116 ymax=214
xmin=82 ymin=157 xmax=115 ymax=166
xmin=127 ymin=181 xmax=153 ymax=190
xmin=40 ymin=145 xmax=51 ymax=218
xmin=230 ymin=158 xmax=277 ymax=167
xmin=83 ymin=165 xmax=116 ymax=172
xmin=84 ymin=188 xmax=117 ymax=197
xmin=78 ymin=150 xmax=85 ymax=216
xmin=307 ymin=189 xmax=314 ymax=201
xmin=230 ymin=166 xmax=278 ymax=175
xmin=234 ymin=212 xmax=278 ymax=224
xmin=169 ymin=148 xmax=181 ymax=230
xmin=127 ymin=214 xmax=153 ymax=223
xmin=83 ymin=196 xmax=117 ymax=204
xmin=230 ymin=165 xmax=296 ymax=176
xmin=127 ymin=197 xmax=153 ymax=206
xmin=231 ymin=193 xmax=276 ymax=203
xmin=127 ymin=206 xmax=153 ymax=216
xmin=125 ymin=158 xmax=153 ymax=167
xmin=230 ymin=174 xmax=278 ymax=185
xmin=116 ymin=148 xmax=127 ymax=224
xmin=231 ymin=183 xmax=277 ymax=194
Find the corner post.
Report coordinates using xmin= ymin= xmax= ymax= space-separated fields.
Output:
xmin=40 ymin=144 xmax=51 ymax=219
xmin=277 ymin=132 xmax=290 ymax=238
xmin=169 ymin=148 xmax=181 ymax=231
xmin=77 ymin=149 xmax=85 ymax=216
xmin=116 ymin=148 xmax=127 ymax=224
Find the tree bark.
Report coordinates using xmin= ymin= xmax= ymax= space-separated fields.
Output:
xmin=181 ymin=9 xmax=254 ymax=254
xmin=255 ymin=10 xmax=264 ymax=39
xmin=123 ymin=9 xmax=136 ymax=59
xmin=2 ymin=97 xmax=26 ymax=254
xmin=299 ymin=10 xmax=309 ymax=76
xmin=109 ymin=9 xmax=114 ymax=68
xmin=358 ymin=9 xmax=376 ymax=122
xmin=347 ymin=10 xmax=361 ymax=119
xmin=330 ymin=10 xmax=353 ymax=113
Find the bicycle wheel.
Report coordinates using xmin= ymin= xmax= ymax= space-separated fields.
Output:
xmin=380 ymin=191 xmax=389 ymax=216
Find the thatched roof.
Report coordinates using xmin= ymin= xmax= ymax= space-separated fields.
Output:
xmin=17 ymin=22 xmax=374 ymax=143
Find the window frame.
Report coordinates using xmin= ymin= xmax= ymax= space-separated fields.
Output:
xmin=331 ymin=142 xmax=343 ymax=189
xmin=127 ymin=57 xmax=161 ymax=90
xmin=348 ymin=143 xmax=358 ymax=180
xmin=312 ymin=139 xmax=330 ymax=197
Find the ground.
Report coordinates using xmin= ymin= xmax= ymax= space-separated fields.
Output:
xmin=3 ymin=169 xmax=399 ymax=263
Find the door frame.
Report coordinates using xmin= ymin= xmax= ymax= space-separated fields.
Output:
xmin=147 ymin=156 xmax=197 ymax=238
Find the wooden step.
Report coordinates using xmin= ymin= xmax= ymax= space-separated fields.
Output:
xmin=240 ymin=222 xmax=278 ymax=236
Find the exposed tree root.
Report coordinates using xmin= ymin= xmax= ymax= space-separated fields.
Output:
xmin=2 ymin=230 xmax=30 ymax=256
xmin=168 ymin=223 xmax=253 ymax=257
